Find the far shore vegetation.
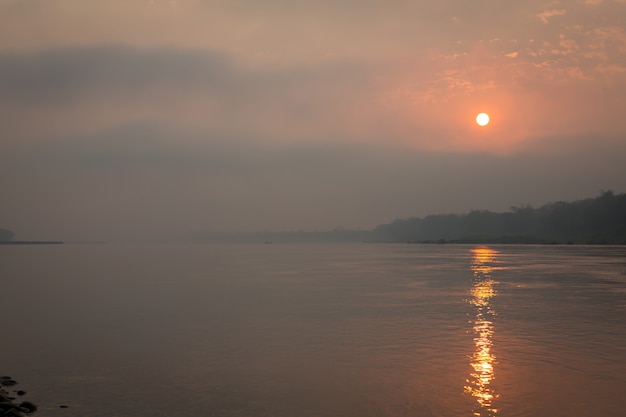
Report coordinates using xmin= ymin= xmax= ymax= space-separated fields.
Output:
xmin=2 ymin=191 xmax=625 ymax=245
xmin=372 ymin=190 xmax=626 ymax=245
xmin=0 ymin=227 xmax=63 ymax=245
xmin=194 ymin=191 xmax=626 ymax=245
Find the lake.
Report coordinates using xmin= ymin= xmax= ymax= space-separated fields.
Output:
xmin=2 ymin=243 xmax=626 ymax=417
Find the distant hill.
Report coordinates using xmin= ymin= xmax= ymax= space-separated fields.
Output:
xmin=0 ymin=227 xmax=63 ymax=245
xmin=0 ymin=227 xmax=14 ymax=242
xmin=372 ymin=191 xmax=626 ymax=245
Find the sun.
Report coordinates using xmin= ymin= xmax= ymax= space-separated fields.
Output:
xmin=476 ymin=112 xmax=490 ymax=127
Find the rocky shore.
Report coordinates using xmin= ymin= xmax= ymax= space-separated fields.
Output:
xmin=0 ymin=376 xmax=37 ymax=417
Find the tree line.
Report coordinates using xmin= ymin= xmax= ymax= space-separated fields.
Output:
xmin=371 ymin=191 xmax=626 ymax=244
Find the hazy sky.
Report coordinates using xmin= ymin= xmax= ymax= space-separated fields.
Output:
xmin=2 ymin=0 xmax=626 ymax=241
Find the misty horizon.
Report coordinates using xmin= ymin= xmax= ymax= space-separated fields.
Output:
xmin=3 ymin=190 xmax=624 ymax=245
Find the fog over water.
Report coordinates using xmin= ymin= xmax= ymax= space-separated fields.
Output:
xmin=2 ymin=243 xmax=626 ymax=417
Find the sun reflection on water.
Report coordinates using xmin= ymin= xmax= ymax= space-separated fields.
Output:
xmin=465 ymin=247 xmax=500 ymax=416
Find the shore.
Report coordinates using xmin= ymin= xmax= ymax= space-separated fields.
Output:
xmin=0 ymin=377 xmax=37 ymax=416
xmin=0 ymin=241 xmax=64 ymax=245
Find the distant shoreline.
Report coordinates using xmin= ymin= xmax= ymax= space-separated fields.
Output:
xmin=0 ymin=241 xmax=64 ymax=245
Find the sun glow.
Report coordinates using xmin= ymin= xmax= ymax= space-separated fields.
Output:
xmin=476 ymin=113 xmax=490 ymax=127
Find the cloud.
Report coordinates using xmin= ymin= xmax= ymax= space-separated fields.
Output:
xmin=537 ymin=9 xmax=567 ymax=24
xmin=2 ymin=39 xmax=626 ymax=159
xmin=0 ymin=45 xmax=383 ymax=146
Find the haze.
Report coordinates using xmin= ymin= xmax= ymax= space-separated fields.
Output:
xmin=1 ymin=0 xmax=626 ymax=241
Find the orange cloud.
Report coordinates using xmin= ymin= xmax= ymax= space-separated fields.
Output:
xmin=537 ymin=9 xmax=567 ymax=24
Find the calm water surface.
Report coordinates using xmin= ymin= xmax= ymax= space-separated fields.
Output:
xmin=2 ymin=243 xmax=626 ymax=417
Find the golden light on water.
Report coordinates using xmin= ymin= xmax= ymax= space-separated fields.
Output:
xmin=465 ymin=247 xmax=499 ymax=416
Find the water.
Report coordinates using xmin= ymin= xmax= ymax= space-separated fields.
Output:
xmin=1 ymin=243 xmax=626 ymax=417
